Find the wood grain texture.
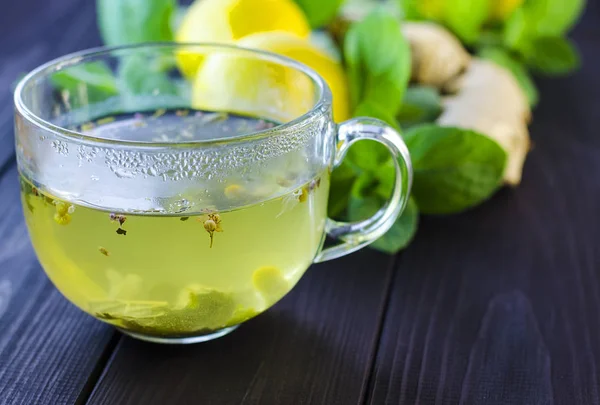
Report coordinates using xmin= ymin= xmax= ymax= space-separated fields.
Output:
xmin=367 ymin=5 xmax=600 ymax=405
xmin=0 ymin=166 xmax=117 ymax=405
xmin=86 ymin=252 xmax=395 ymax=405
xmin=3 ymin=1 xmax=600 ymax=404
xmin=0 ymin=0 xmax=103 ymax=172
xmin=0 ymin=2 xmax=117 ymax=404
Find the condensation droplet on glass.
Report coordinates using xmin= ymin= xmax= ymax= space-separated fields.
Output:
xmin=90 ymin=175 xmax=99 ymax=181
xmin=113 ymin=168 xmax=134 ymax=178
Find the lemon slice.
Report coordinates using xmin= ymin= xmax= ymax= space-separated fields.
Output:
xmin=192 ymin=31 xmax=350 ymax=122
xmin=252 ymin=266 xmax=289 ymax=305
xmin=176 ymin=0 xmax=311 ymax=77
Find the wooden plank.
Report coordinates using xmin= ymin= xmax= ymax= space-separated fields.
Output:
xmin=367 ymin=8 xmax=600 ymax=405
xmin=0 ymin=2 xmax=119 ymax=404
xmin=0 ymin=165 xmax=118 ymax=405
xmin=0 ymin=0 xmax=102 ymax=172
xmin=86 ymin=252 xmax=395 ymax=405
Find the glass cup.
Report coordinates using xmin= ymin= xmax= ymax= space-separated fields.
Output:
xmin=14 ymin=43 xmax=412 ymax=344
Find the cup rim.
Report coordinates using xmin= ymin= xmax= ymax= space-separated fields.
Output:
xmin=14 ymin=42 xmax=332 ymax=148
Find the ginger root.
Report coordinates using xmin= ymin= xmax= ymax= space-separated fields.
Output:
xmin=402 ymin=22 xmax=471 ymax=91
xmin=438 ymin=59 xmax=531 ymax=185
xmin=329 ymin=11 xmax=532 ymax=185
xmin=404 ymin=22 xmax=531 ymax=185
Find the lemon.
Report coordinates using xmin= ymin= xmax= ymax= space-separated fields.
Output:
xmin=192 ymin=31 xmax=350 ymax=122
xmin=252 ymin=266 xmax=289 ymax=305
xmin=176 ymin=0 xmax=311 ymax=77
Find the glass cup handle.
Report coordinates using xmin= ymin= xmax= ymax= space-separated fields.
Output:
xmin=314 ymin=118 xmax=413 ymax=263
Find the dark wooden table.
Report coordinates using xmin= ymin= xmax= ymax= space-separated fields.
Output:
xmin=1 ymin=1 xmax=600 ymax=404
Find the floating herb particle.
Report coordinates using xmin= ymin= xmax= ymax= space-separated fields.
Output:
xmin=276 ymin=177 xmax=293 ymax=187
xmin=204 ymin=219 xmax=216 ymax=232
xmin=224 ymin=184 xmax=245 ymax=199
xmin=298 ymin=187 xmax=309 ymax=203
xmin=54 ymin=201 xmax=73 ymax=225
xmin=309 ymin=177 xmax=321 ymax=191
xmin=116 ymin=228 xmax=127 ymax=235
xmin=199 ymin=213 xmax=223 ymax=248
xmin=24 ymin=198 xmax=34 ymax=214
xmin=95 ymin=312 xmax=118 ymax=320
xmin=109 ymin=213 xmax=127 ymax=226
xmin=54 ymin=213 xmax=71 ymax=225
xmin=99 ymin=247 xmax=110 ymax=256
xmin=180 ymin=216 xmax=190 ymax=221
xmin=200 ymin=112 xmax=228 ymax=124
xmin=151 ymin=108 xmax=166 ymax=118
xmin=96 ymin=116 xmax=116 ymax=125
xmin=81 ymin=122 xmax=95 ymax=131
xmin=31 ymin=186 xmax=39 ymax=197
xmin=55 ymin=201 xmax=69 ymax=216
xmin=255 ymin=119 xmax=275 ymax=130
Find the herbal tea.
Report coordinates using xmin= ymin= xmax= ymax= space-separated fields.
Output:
xmin=20 ymin=110 xmax=330 ymax=338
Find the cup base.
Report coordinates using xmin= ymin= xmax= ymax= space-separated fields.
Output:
xmin=117 ymin=324 xmax=240 ymax=344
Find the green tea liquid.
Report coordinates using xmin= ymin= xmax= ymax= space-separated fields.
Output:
xmin=20 ymin=110 xmax=329 ymax=337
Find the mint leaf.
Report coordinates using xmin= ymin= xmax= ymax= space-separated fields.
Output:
xmin=503 ymin=0 xmax=584 ymax=52
xmin=348 ymin=194 xmax=419 ymax=253
xmin=405 ymin=125 xmax=507 ymax=214
xmin=525 ymin=36 xmax=580 ymax=76
xmin=478 ymin=47 xmax=539 ymax=106
xmin=293 ymin=0 xmax=345 ymax=28
xmin=97 ymin=0 xmax=175 ymax=46
xmin=344 ymin=7 xmax=411 ymax=116
xmin=345 ymin=101 xmax=401 ymax=173
xmin=397 ymin=86 xmax=442 ymax=127
xmin=119 ymin=54 xmax=178 ymax=95
xmin=355 ymin=101 xmax=401 ymax=131
xmin=444 ymin=0 xmax=491 ymax=44
xmin=350 ymin=172 xmax=378 ymax=198
xmin=525 ymin=0 xmax=584 ymax=38
xmin=50 ymin=62 xmax=119 ymax=104
xmin=397 ymin=0 xmax=429 ymax=20
xmin=399 ymin=0 xmax=490 ymax=44
xmin=328 ymin=160 xmax=358 ymax=219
